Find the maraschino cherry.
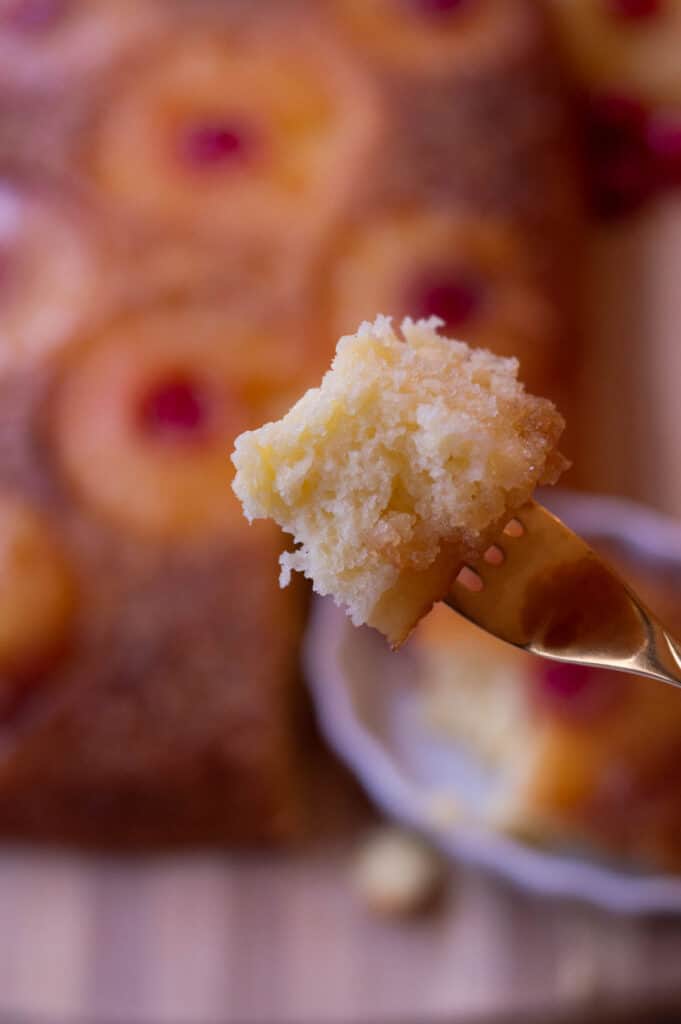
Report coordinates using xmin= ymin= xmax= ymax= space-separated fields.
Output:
xmin=138 ymin=375 xmax=209 ymax=442
xmin=407 ymin=266 xmax=484 ymax=330
xmin=178 ymin=120 xmax=256 ymax=171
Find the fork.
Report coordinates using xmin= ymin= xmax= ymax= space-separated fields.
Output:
xmin=445 ymin=501 xmax=681 ymax=689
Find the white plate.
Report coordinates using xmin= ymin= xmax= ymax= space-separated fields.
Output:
xmin=305 ymin=490 xmax=681 ymax=915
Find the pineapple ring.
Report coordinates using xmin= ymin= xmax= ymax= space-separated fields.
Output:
xmin=0 ymin=0 xmax=158 ymax=92
xmin=332 ymin=0 xmax=536 ymax=76
xmin=51 ymin=303 xmax=305 ymax=543
xmin=549 ymin=0 xmax=681 ymax=105
xmin=86 ymin=27 xmax=381 ymax=246
xmin=0 ymin=494 xmax=76 ymax=680
xmin=0 ymin=180 xmax=101 ymax=371
xmin=323 ymin=208 xmax=561 ymax=394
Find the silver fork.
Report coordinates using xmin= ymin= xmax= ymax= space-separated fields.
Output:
xmin=445 ymin=501 xmax=681 ymax=689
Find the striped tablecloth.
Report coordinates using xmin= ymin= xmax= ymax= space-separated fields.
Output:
xmin=1 ymin=764 xmax=681 ymax=1024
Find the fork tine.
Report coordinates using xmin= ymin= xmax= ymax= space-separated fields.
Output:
xmin=444 ymin=501 xmax=681 ymax=690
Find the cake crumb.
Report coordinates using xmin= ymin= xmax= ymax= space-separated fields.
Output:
xmin=353 ymin=826 xmax=445 ymax=917
xmin=232 ymin=316 xmax=567 ymax=644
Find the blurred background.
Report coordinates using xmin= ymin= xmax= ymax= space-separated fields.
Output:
xmin=1 ymin=0 xmax=681 ymax=1021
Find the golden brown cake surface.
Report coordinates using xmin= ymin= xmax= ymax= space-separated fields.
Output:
xmin=0 ymin=521 xmax=303 ymax=847
xmin=0 ymin=0 xmax=579 ymax=845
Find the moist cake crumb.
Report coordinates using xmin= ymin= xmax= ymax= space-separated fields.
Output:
xmin=353 ymin=827 xmax=445 ymax=917
xmin=231 ymin=316 xmax=567 ymax=643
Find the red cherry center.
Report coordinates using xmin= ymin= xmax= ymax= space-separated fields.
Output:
xmin=533 ymin=660 xmax=622 ymax=722
xmin=3 ymin=0 xmax=68 ymax=31
xmin=648 ymin=115 xmax=681 ymax=188
xmin=604 ymin=0 xmax=663 ymax=21
xmin=586 ymin=94 xmax=649 ymax=152
xmin=138 ymin=375 xmax=209 ymax=442
xmin=404 ymin=0 xmax=472 ymax=18
xmin=583 ymin=93 xmax=656 ymax=219
xmin=540 ymin=662 xmax=595 ymax=701
xmin=407 ymin=266 xmax=484 ymax=330
xmin=178 ymin=120 xmax=256 ymax=171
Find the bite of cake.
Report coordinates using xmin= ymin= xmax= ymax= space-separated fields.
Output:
xmin=231 ymin=316 xmax=567 ymax=646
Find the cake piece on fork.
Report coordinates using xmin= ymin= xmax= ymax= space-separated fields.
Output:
xmin=232 ymin=316 xmax=567 ymax=646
